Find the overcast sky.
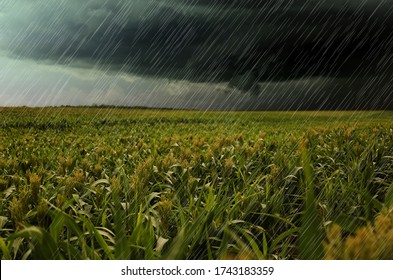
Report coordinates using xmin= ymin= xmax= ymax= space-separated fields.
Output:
xmin=0 ymin=0 xmax=392 ymax=110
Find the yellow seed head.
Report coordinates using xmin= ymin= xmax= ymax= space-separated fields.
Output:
xmin=111 ymin=176 xmax=122 ymax=198
xmin=73 ymin=168 xmax=85 ymax=183
xmin=66 ymin=157 xmax=73 ymax=170
xmin=9 ymin=197 xmax=25 ymax=227
xmin=36 ymin=200 xmax=49 ymax=226
xmin=29 ymin=173 xmax=41 ymax=202
xmin=0 ymin=177 xmax=8 ymax=191
xmin=324 ymin=208 xmax=393 ymax=259
xmin=224 ymin=157 xmax=234 ymax=171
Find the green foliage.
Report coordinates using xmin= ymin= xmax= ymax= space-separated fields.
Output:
xmin=0 ymin=108 xmax=392 ymax=259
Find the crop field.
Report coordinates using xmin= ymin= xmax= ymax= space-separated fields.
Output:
xmin=0 ymin=107 xmax=393 ymax=260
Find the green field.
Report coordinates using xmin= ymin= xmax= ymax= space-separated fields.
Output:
xmin=0 ymin=107 xmax=393 ymax=259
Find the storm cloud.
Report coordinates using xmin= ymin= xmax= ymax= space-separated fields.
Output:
xmin=1 ymin=0 xmax=393 ymax=109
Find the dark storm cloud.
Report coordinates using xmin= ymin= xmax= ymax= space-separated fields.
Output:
xmin=3 ymin=0 xmax=393 ymax=96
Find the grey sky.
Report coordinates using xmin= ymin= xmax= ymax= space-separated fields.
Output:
xmin=0 ymin=0 xmax=392 ymax=109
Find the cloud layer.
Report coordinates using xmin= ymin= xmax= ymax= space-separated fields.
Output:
xmin=3 ymin=1 xmax=393 ymax=79
xmin=1 ymin=0 xmax=393 ymax=109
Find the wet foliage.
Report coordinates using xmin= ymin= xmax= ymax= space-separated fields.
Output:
xmin=0 ymin=108 xmax=393 ymax=259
